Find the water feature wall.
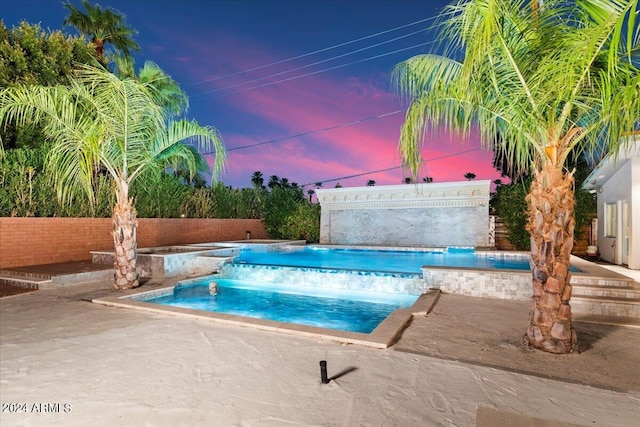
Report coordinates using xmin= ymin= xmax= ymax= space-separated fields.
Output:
xmin=220 ymin=263 xmax=425 ymax=295
xmin=316 ymin=181 xmax=492 ymax=248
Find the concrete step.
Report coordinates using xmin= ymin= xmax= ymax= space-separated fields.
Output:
xmin=0 ymin=274 xmax=51 ymax=289
xmin=47 ymin=269 xmax=113 ymax=287
xmin=0 ymin=269 xmax=51 ymax=280
xmin=571 ymin=283 xmax=640 ymax=299
xmin=571 ymin=294 xmax=640 ymax=319
xmin=571 ymin=275 xmax=635 ymax=288
xmin=0 ymin=263 xmax=113 ymax=289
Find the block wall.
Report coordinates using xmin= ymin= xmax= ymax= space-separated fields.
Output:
xmin=0 ymin=217 xmax=268 ymax=268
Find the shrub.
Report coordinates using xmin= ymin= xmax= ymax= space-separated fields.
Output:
xmin=281 ymin=202 xmax=321 ymax=243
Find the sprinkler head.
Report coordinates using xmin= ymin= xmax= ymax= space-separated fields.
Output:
xmin=320 ymin=360 xmax=329 ymax=384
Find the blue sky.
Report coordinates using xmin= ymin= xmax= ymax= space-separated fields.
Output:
xmin=3 ymin=0 xmax=505 ymax=189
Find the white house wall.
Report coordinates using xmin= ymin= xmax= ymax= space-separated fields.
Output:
xmin=598 ymin=158 xmax=639 ymax=269
xmin=316 ymin=181 xmax=491 ymax=248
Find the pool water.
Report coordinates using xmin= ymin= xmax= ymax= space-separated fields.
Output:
xmin=233 ymin=246 xmax=534 ymax=273
xmin=144 ymin=279 xmax=418 ymax=333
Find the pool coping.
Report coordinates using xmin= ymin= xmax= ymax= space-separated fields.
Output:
xmin=92 ymin=278 xmax=440 ymax=349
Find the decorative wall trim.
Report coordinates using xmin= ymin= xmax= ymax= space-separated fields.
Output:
xmin=317 ymin=181 xmax=492 ymax=247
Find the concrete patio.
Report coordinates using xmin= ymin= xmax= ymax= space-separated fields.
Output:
xmin=1 ymin=275 xmax=639 ymax=426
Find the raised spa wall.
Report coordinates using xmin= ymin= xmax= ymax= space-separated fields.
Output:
xmin=316 ymin=181 xmax=493 ymax=248
xmin=91 ymin=245 xmax=239 ymax=279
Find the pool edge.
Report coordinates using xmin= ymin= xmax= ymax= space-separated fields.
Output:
xmin=92 ymin=285 xmax=439 ymax=349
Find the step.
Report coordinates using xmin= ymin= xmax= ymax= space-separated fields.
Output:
xmin=0 ymin=269 xmax=52 ymax=280
xmin=571 ymin=283 xmax=640 ymax=300
xmin=571 ymin=295 xmax=640 ymax=319
xmin=571 ymin=275 xmax=635 ymax=288
xmin=47 ymin=269 xmax=113 ymax=287
xmin=0 ymin=275 xmax=51 ymax=289
xmin=573 ymin=313 xmax=640 ymax=328
xmin=0 ymin=264 xmax=113 ymax=289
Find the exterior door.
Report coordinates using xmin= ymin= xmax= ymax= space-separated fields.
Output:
xmin=622 ymin=201 xmax=629 ymax=265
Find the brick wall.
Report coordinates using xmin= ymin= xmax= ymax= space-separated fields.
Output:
xmin=0 ymin=217 xmax=268 ymax=268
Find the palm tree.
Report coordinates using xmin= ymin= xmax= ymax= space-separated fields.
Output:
xmin=112 ymin=56 xmax=188 ymax=117
xmin=251 ymin=171 xmax=264 ymax=189
xmin=0 ymin=64 xmax=226 ymax=289
xmin=64 ymin=0 xmax=140 ymax=61
xmin=268 ymin=175 xmax=280 ymax=189
xmin=393 ymin=0 xmax=639 ymax=353
xmin=366 ymin=180 xmax=376 ymax=186
xmin=171 ymin=146 xmax=209 ymax=188
xmin=114 ymin=57 xmax=207 ymax=187
xmin=464 ymin=172 xmax=476 ymax=181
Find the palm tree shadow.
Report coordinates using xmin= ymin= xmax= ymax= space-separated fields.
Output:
xmin=574 ymin=322 xmax=617 ymax=353
xmin=329 ymin=366 xmax=358 ymax=381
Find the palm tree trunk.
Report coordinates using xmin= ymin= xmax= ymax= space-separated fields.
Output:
xmin=524 ymin=164 xmax=577 ymax=354
xmin=112 ymin=198 xmax=139 ymax=290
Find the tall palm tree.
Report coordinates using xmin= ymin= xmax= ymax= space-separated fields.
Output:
xmin=268 ymin=175 xmax=280 ymax=189
xmin=0 ymin=64 xmax=226 ymax=289
xmin=112 ymin=56 xmax=188 ymax=117
xmin=64 ymin=0 xmax=140 ymax=61
xmin=112 ymin=57 xmax=206 ymax=186
xmin=464 ymin=172 xmax=476 ymax=181
xmin=393 ymin=0 xmax=639 ymax=353
xmin=251 ymin=171 xmax=264 ymax=189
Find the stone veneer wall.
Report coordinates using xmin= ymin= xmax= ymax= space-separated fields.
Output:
xmin=423 ymin=267 xmax=532 ymax=300
xmin=316 ymin=181 xmax=492 ymax=247
xmin=0 ymin=217 xmax=268 ymax=268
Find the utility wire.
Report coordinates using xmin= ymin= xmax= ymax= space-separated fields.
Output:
xmin=220 ymin=110 xmax=404 ymax=152
xmin=187 ymin=16 xmax=437 ymax=87
xmin=197 ymin=28 xmax=432 ymax=95
xmin=197 ymin=41 xmax=431 ymax=96
xmin=299 ymin=148 xmax=482 ymax=187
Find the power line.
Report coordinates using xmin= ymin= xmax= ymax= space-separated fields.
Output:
xmin=197 ymin=41 xmax=431 ymax=96
xmin=196 ymin=27 xmax=432 ymax=95
xmin=299 ymin=148 xmax=482 ymax=187
xmin=187 ymin=16 xmax=437 ymax=88
xmin=220 ymin=110 xmax=404 ymax=152
xmin=199 ymin=110 xmax=403 ymax=155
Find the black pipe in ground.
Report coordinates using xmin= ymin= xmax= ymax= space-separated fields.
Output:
xmin=320 ymin=360 xmax=329 ymax=384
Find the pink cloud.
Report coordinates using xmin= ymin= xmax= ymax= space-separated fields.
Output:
xmin=158 ymin=28 xmax=504 ymax=189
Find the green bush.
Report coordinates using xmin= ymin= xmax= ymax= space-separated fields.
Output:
xmin=181 ymin=187 xmax=214 ymax=218
xmin=281 ymin=202 xmax=321 ymax=243
xmin=491 ymin=175 xmax=597 ymax=250
xmin=0 ymin=146 xmax=115 ymax=217
xmin=1 ymin=153 xmax=322 ymax=240
xmin=491 ymin=180 xmax=531 ymax=250
xmin=261 ymin=185 xmax=306 ymax=238
xmin=132 ymin=171 xmax=188 ymax=218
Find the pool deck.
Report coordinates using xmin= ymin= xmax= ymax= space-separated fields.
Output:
xmin=1 ymin=263 xmax=639 ymax=426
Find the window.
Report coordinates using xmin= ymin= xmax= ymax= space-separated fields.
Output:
xmin=604 ymin=203 xmax=617 ymax=237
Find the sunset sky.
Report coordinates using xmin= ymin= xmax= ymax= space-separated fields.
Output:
xmin=3 ymin=0 xmax=506 ymax=189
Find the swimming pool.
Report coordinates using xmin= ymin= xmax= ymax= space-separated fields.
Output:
xmin=141 ymin=278 xmax=419 ymax=333
xmin=233 ymin=246 xmax=531 ymax=273
xmin=233 ymin=246 xmax=582 ymax=273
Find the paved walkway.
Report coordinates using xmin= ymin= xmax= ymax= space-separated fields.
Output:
xmin=1 ymin=279 xmax=639 ymax=427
